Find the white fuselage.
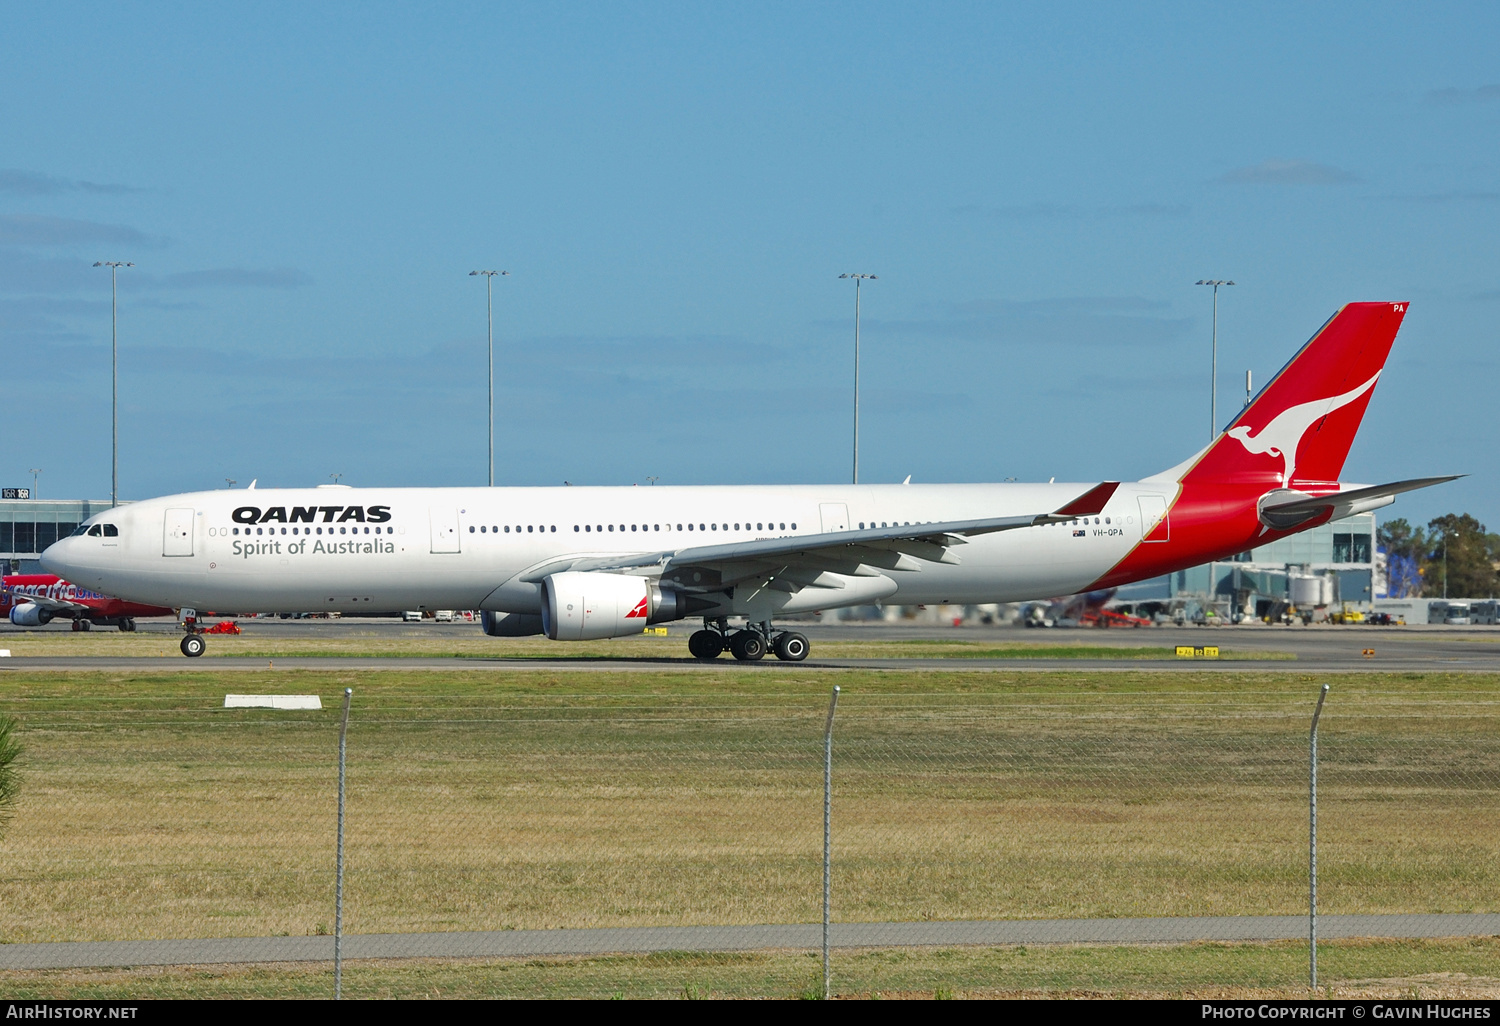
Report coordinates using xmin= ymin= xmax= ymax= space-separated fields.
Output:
xmin=41 ymin=482 xmax=1165 ymax=615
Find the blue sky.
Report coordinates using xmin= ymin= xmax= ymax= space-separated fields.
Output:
xmin=2 ymin=3 xmax=1496 ymax=530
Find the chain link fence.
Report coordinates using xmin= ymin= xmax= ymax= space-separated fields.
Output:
xmin=1 ymin=686 xmax=1497 ymax=997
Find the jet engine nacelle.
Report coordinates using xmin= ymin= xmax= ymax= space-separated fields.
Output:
xmin=10 ymin=602 xmax=51 ymax=627
xmin=540 ymin=571 xmax=689 ymax=641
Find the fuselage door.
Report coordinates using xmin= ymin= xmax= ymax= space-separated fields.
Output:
xmin=1138 ymin=495 xmax=1169 ymax=543
xmin=163 ymin=508 xmax=195 ymax=557
xmin=430 ymin=507 xmax=461 ymax=553
xmin=818 ymin=503 xmax=850 ymax=533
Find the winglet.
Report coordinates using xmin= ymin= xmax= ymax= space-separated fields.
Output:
xmin=1052 ymin=482 xmax=1120 ymax=518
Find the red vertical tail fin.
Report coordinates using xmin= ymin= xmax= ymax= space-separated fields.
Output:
xmin=1183 ymin=302 xmax=1408 ymax=489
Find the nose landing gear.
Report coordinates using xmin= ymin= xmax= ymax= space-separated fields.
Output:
xmin=179 ymin=607 xmax=205 ymax=657
xmin=687 ymin=619 xmax=810 ymax=662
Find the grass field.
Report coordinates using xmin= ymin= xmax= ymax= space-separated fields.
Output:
xmin=0 ymin=628 xmax=1293 ymax=660
xmin=0 ymin=667 xmax=1496 ymax=997
xmin=3 ymin=940 xmax=1500 ymax=999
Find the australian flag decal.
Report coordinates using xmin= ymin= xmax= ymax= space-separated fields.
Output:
xmin=1072 ymin=530 xmax=1086 ymax=537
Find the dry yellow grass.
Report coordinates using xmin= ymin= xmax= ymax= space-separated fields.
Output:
xmin=4 ymin=940 xmax=1500 ymax=999
xmin=0 ymin=671 xmax=1495 ymax=948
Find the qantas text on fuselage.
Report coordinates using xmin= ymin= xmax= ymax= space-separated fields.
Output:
xmin=40 ymin=302 xmax=1456 ymax=660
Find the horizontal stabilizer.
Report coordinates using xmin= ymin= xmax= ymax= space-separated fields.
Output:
xmin=1258 ymin=475 xmax=1462 ymax=530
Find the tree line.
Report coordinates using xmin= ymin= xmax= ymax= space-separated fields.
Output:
xmin=1377 ymin=514 xmax=1500 ymax=599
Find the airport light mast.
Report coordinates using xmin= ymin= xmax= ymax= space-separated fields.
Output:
xmin=94 ymin=261 xmax=134 ymax=507
xmin=839 ymin=274 xmax=877 ymax=484
xmin=470 ymin=270 xmax=509 ymax=488
xmin=1196 ymin=280 xmax=1235 ymax=441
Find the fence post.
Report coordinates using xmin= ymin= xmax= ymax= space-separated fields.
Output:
xmin=1309 ymin=683 xmax=1328 ymax=991
xmin=823 ymin=685 xmax=840 ymax=1001
xmin=335 ymin=687 xmax=352 ymax=1000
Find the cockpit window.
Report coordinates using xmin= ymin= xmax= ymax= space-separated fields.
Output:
xmin=87 ymin=525 xmax=103 ymax=537
xmin=74 ymin=525 xmax=91 ymax=537
xmin=102 ymin=524 xmax=119 ymax=537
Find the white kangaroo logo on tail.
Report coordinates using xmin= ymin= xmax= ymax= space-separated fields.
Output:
xmin=1226 ymin=371 xmax=1381 ymax=484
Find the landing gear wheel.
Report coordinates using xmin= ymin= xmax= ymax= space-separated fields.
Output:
xmin=120 ymin=619 xmax=136 ymax=632
xmin=773 ymin=631 xmax=809 ymax=662
xmin=181 ymin=634 xmax=206 ymax=658
xmin=71 ymin=620 xmax=83 ymax=632
xmin=79 ymin=619 xmax=91 ymax=631
xmin=729 ymin=631 xmax=767 ymax=662
xmin=688 ymin=629 xmax=725 ymax=660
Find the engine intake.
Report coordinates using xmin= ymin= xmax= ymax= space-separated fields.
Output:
xmin=9 ymin=602 xmax=51 ymax=627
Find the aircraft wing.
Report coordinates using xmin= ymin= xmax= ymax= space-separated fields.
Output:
xmin=522 ymin=482 xmax=1120 ymax=585
xmin=2 ymin=588 xmax=91 ymax=616
xmin=1259 ymin=476 xmax=1462 ymax=530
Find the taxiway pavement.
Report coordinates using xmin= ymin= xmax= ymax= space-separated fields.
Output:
xmin=2 ymin=618 xmax=1497 ymax=672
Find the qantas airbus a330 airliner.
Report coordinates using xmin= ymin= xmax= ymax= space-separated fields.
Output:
xmin=41 ymin=302 xmax=1455 ymax=659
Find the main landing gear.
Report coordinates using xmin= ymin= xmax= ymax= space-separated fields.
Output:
xmin=78 ymin=617 xmax=137 ymax=632
xmin=689 ymin=619 xmax=809 ymax=663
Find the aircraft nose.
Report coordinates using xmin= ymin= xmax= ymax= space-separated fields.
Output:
xmin=39 ymin=535 xmax=81 ymax=578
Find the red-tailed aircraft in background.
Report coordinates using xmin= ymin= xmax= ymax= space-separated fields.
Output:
xmin=1 ymin=574 xmax=172 ymax=631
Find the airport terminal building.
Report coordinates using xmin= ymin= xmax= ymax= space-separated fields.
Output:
xmin=0 ymin=495 xmax=117 ymax=575
xmin=1117 ymin=511 xmax=1378 ymax=618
